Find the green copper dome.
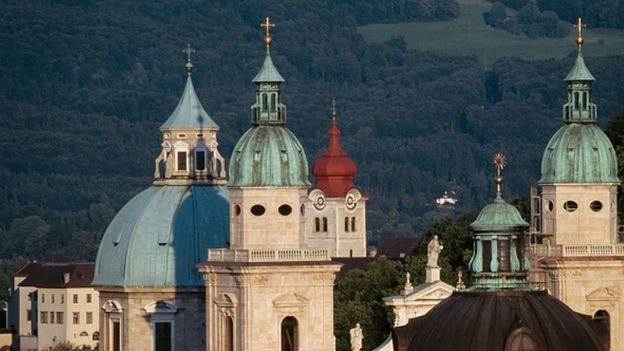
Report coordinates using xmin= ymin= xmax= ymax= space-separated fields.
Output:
xmin=470 ymin=195 xmax=529 ymax=232
xmin=540 ymin=124 xmax=619 ymax=184
xmin=229 ymin=125 xmax=310 ymax=187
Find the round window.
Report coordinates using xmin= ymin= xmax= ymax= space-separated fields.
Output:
xmin=547 ymin=200 xmax=554 ymax=213
xmin=590 ymin=201 xmax=603 ymax=212
xmin=234 ymin=205 xmax=241 ymax=216
xmin=250 ymin=205 xmax=266 ymax=216
xmin=278 ymin=204 xmax=292 ymax=216
xmin=563 ymin=201 xmax=578 ymax=212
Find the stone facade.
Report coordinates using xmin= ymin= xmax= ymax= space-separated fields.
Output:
xmin=305 ymin=188 xmax=367 ymax=257
xmin=98 ymin=287 xmax=205 ymax=351
xmin=199 ymin=261 xmax=340 ymax=351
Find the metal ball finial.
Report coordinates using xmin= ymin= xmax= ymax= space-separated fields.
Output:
xmin=575 ymin=18 xmax=586 ymax=48
xmin=261 ymin=17 xmax=275 ymax=49
xmin=183 ymin=44 xmax=196 ymax=75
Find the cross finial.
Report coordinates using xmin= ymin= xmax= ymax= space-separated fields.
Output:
xmin=575 ymin=18 xmax=586 ymax=48
xmin=183 ymin=44 xmax=196 ymax=75
xmin=261 ymin=17 xmax=275 ymax=48
xmin=331 ymin=99 xmax=337 ymax=121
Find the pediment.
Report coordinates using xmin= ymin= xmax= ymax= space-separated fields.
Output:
xmin=272 ymin=293 xmax=309 ymax=308
xmin=586 ymin=286 xmax=620 ymax=301
xmin=403 ymin=282 xmax=454 ymax=301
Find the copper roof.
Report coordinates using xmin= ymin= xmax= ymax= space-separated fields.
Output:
xmin=19 ymin=263 xmax=94 ymax=288
xmin=392 ymin=290 xmax=606 ymax=351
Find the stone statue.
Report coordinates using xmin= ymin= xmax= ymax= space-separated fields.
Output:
xmin=427 ymin=235 xmax=443 ymax=267
xmin=208 ymin=140 xmax=226 ymax=179
xmin=154 ymin=141 xmax=172 ymax=179
xmin=402 ymin=272 xmax=414 ymax=295
xmin=350 ymin=323 xmax=363 ymax=351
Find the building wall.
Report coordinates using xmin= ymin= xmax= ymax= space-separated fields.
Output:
xmin=229 ymin=187 xmax=308 ymax=250
xmin=538 ymin=259 xmax=624 ymax=351
xmin=540 ymin=184 xmax=618 ymax=245
xmin=37 ymin=287 xmax=99 ymax=350
xmin=97 ymin=287 xmax=205 ymax=351
xmin=305 ymin=190 xmax=367 ymax=257
xmin=202 ymin=263 xmax=340 ymax=351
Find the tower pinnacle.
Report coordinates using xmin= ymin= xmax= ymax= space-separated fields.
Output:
xmin=493 ymin=153 xmax=506 ymax=196
xmin=575 ymin=17 xmax=586 ymax=48
xmin=183 ymin=43 xmax=196 ymax=75
xmin=261 ymin=17 xmax=275 ymax=48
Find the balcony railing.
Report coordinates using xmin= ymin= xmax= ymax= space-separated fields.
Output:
xmin=207 ymin=248 xmax=330 ymax=262
xmin=531 ymin=244 xmax=624 ymax=257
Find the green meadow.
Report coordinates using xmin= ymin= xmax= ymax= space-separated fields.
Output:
xmin=357 ymin=0 xmax=624 ymax=68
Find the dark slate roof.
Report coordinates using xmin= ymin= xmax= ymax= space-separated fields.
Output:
xmin=14 ymin=262 xmax=43 ymax=277
xmin=376 ymin=237 xmax=419 ymax=258
xmin=18 ymin=263 xmax=94 ymax=288
xmin=392 ymin=290 xmax=606 ymax=351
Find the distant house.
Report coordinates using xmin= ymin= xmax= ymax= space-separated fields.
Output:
xmin=375 ymin=237 xmax=419 ymax=259
xmin=9 ymin=262 xmax=98 ymax=350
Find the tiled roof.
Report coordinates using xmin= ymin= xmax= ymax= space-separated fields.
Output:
xmin=18 ymin=263 xmax=94 ymax=288
xmin=376 ymin=237 xmax=419 ymax=258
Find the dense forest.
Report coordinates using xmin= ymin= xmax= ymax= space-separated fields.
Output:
xmin=1 ymin=0 xmax=624 ymax=267
xmin=489 ymin=0 xmax=624 ymax=28
xmin=2 ymin=1 xmax=624 ymax=349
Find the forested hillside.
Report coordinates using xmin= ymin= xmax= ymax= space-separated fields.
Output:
xmin=1 ymin=0 xmax=624 ymax=298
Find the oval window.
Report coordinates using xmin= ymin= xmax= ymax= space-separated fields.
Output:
xmin=563 ymin=201 xmax=578 ymax=212
xmin=250 ymin=205 xmax=265 ymax=216
xmin=547 ymin=200 xmax=554 ymax=213
xmin=278 ymin=204 xmax=292 ymax=216
xmin=590 ymin=201 xmax=603 ymax=212
xmin=300 ymin=204 xmax=305 ymax=215
xmin=234 ymin=205 xmax=241 ymax=216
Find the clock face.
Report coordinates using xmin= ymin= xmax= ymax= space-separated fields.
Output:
xmin=345 ymin=193 xmax=357 ymax=210
xmin=314 ymin=193 xmax=326 ymax=210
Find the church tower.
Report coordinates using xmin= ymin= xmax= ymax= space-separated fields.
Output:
xmin=307 ymin=102 xmax=367 ymax=257
xmin=531 ymin=19 xmax=624 ymax=351
xmin=198 ymin=18 xmax=341 ymax=351
xmin=537 ymin=19 xmax=619 ymax=245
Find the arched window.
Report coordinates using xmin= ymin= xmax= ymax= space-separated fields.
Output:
xmin=593 ymin=310 xmax=610 ymax=351
xmin=314 ymin=218 xmax=320 ymax=232
xmin=351 ymin=217 xmax=356 ymax=232
xmin=195 ymin=150 xmax=206 ymax=171
xmin=281 ymin=316 xmax=298 ymax=351
xmin=574 ymin=92 xmax=580 ymax=109
xmin=102 ymin=300 xmax=123 ymax=351
xmin=224 ymin=316 xmax=234 ymax=351
xmin=344 ymin=217 xmax=349 ymax=232
xmin=504 ymin=327 xmax=538 ymax=351
xmin=271 ymin=94 xmax=277 ymax=112
xmin=582 ymin=92 xmax=588 ymax=109
xmin=322 ymin=217 xmax=328 ymax=232
xmin=262 ymin=94 xmax=268 ymax=111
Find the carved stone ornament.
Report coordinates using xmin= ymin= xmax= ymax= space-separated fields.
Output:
xmin=314 ymin=192 xmax=326 ymax=210
xmin=345 ymin=192 xmax=357 ymax=210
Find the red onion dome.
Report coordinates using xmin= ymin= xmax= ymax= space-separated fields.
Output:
xmin=312 ymin=117 xmax=358 ymax=197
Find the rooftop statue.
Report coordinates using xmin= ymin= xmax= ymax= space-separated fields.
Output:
xmin=427 ymin=235 xmax=443 ymax=268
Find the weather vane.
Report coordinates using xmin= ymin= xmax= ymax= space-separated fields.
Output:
xmin=183 ymin=44 xmax=196 ymax=75
xmin=574 ymin=18 xmax=586 ymax=48
xmin=331 ymin=99 xmax=337 ymax=120
xmin=261 ymin=17 xmax=275 ymax=48
xmin=493 ymin=153 xmax=506 ymax=194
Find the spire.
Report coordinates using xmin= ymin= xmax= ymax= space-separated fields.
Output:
xmin=312 ymin=101 xmax=358 ymax=197
xmin=563 ymin=18 xmax=597 ymax=123
xmin=251 ymin=17 xmax=287 ymax=125
xmin=493 ymin=153 xmax=506 ymax=200
xmin=161 ymin=46 xmax=218 ymax=130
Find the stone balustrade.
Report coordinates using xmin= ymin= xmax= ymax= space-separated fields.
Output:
xmin=531 ymin=244 xmax=624 ymax=257
xmin=207 ymin=248 xmax=330 ymax=262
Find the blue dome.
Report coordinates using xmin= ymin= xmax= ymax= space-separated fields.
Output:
xmin=93 ymin=185 xmax=229 ymax=287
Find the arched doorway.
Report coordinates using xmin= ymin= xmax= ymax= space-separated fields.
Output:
xmin=593 ymin=310 xmax=610 ymax=351
xmin=281 ymin=316 xmax=298 ymax=351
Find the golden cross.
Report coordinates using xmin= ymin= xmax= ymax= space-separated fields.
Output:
xmin=574 ymin=18 xmax=586 ymax=47
xmin=331 ymin=99 xmax=337 ymax=120
xmin=261 ymin=17 xmax=275 ymax=37
xmin=183 ymin=44 xmax=196 ymax=63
